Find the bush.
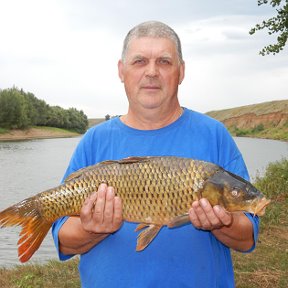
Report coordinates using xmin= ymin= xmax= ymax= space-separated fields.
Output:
xmin=253 ymin=158 xmax=288 ymax=226
xmin=252 ymin=124 xmax=264 ymax=133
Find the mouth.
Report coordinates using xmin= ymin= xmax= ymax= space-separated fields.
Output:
xmin=140 ymin=81 xmax=161 ymax=90
xmin=253 ymin=197 xmax=271 ymax=216
xmin=141 ymin=86 xmax=160 ymax=90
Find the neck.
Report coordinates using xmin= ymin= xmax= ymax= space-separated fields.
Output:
xmin=121 ymin=105 xmax=183 ymax=130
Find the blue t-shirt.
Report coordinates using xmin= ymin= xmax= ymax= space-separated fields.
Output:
xmin=52 ymin=108 xmax=259 ymax=288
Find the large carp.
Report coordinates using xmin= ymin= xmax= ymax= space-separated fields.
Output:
xmin=0 ymin=156 xmax=270 ymax=263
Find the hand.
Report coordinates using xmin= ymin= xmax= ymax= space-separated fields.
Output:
xmin=189 ymin=198 xmax=233 ymax=231
xmin=80 ymin=183 xmax=123 ymax=234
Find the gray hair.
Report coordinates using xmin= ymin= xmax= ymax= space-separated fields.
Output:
xmin=121 ymin=21 xmax=184 ymax=63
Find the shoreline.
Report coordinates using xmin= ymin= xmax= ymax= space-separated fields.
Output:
xmin=0 ymin=127 xmax=80 ymax=142
xmin=0 ymin=127 xmax=286 ymax=143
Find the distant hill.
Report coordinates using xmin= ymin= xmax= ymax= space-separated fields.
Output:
xmin=206 ymin=100 xmax=288 ymax=141
xmin=88 ymin=118 xmax=105 ymax=128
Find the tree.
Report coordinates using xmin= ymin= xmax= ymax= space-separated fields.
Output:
xmin=0 ymin=87 xmax=88 ymax=133
xmin=250 ymin=0 xmax=288 ymax=55
xmin=0 ymin=88 xmax=30 ymax=129
xmin=67 ymin=108 xmax=88 ymax=133
xmin=105 ymin=114 xmax=111 ymax=121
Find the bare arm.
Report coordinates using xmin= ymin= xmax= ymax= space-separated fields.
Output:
xmin=59 ymin=184 xmax=123 ymax=255
xmin=189 ymin=198 xmax=254 ymax=251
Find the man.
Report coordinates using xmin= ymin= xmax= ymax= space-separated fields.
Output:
xmin=52 ymin=21 xmax=259 ymax=287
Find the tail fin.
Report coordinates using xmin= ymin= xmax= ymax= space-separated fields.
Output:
xmin=0 ymin=197 xmax=52 ymax=263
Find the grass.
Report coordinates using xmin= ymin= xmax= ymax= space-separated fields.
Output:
xmin=233 ymin=226 xmax=288 ymax=288
xmin=0 ymin=259 xmax=80 ymax=288
xmin=0 ymin=159 xmax=287 ymax=287
xmin=33 ymin=126 xmax=80 ymax=135
xmin=228 ymin=125 xmax=288 ymax=141
xmin=0 ymin=127 xmax=9 ymax=134
xmin=233 ymin=158 xmax=288 ymax=288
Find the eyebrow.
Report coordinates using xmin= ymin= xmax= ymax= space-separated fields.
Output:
xmin=132 ymin=55 xmax=145 ymax=60
xmin=130 ymin=54 xmax=173 ymax=62
xmin=158 ymin=56 xmax=173 ymax=61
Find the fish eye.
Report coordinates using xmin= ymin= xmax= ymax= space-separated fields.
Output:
xmin=231 ymin=188 xmax=240 ymax=197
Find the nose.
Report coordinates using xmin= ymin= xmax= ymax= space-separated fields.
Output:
xmin=145 ymin=62 xmax=159 ymax=78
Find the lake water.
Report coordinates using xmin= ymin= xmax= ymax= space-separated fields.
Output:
xmin=0 ymin=137 xmax=287 ymax=267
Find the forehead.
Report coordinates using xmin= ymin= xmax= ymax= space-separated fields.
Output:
xmin=126 ymin=37 xmax=178 ymax=58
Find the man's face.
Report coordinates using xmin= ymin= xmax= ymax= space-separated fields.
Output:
xmin=118 ymin=37 xmax=185 ymax=111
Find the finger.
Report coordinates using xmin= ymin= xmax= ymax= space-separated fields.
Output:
xmin=213 ymin=205 xmax=233 ymax=227
xmin=102 ymin=187 xmax=115 ymax=224
xmin=93 ymin=183 xmax=107 ymax=223
xmin=113 ymin=196 xmax=123 ymax=228
xmin=81 ymin=191 xmax=98 ymax=221
xmin=193 ymin=199 xmax=213 ymax=230
xmin=189 ymin=205 xmax=201 ymax=229
xmin=199 ymin=199 xmax=221 ymax=228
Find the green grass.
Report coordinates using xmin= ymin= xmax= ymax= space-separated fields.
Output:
xmin=232 ymin=158 xmax=288 ymax=288
xmin=0 ymin=159 xmax=287 ymax=287
xmin=33 ymin=126 xmax=80 ymax=135
xmin=228 ymin=125 xmax=288 ymax=141
xmin=253 ymin=158 xmax=288 ymax=227
xmin=0 ymin=127 xmax=9 ymax=134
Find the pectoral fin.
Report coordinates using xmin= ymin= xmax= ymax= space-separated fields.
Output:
xmin=135 ymin=223 xmax=150 ymax=232
xmin=136 ymin=224 xmax=162 ymax=251
xmin=167 ymin=213 xmax=190 ymax=228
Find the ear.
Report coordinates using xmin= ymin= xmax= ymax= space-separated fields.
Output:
xmin=118 ymin=60 xmax=124 ymax=82
xmin=179 ymin=61 xmax=185 ymax=85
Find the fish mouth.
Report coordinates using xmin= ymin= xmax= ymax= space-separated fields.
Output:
xmin=253 ymin=197 xmax=271 ymax=216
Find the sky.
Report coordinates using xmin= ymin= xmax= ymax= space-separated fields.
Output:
xmin=0 ymin=0 xmax=287 ymax=118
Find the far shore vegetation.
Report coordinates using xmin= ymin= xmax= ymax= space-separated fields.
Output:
xmin=0 ymin=158 xmax=287 ymax=288
xmin=0 ymin=87 xmax=88 ymax=134
xmin=228 ymin=124 xmax=288 ymax=141
xmin=1 ymin=87 xmax=287 ymax=142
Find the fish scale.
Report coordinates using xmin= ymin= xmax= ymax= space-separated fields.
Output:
xmin=0 ymin=156 xmax=270 ymax=263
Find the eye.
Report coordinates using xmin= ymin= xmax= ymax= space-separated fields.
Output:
xmin=231 ymin=188 xmax=240 ymax=197
xmin=132 ymin=58 xmax=147 ymax=65
xmin=158 ymin=58 xmax=171 ymax=65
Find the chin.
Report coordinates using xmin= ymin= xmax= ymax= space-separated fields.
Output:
xmin=137 ymin=100 xmax=162 ymax=110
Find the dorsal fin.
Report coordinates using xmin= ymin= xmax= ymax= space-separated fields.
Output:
xmin=65 ymin=156 xmax=152 ymax=183
xmin=118 ymin=156 xmax=151 ymax=164
xmin=101 ymin=156 xmax=151 ymax=165
xmin=64 ymin=167 xmax=89 ymax=182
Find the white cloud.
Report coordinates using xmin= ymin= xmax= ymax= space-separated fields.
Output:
xmin=0 ymin=0 xmax=287 ymax=117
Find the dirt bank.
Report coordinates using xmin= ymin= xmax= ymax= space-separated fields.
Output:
xmin=0 ymin=127 xmax=80 ymax=141
xmin=222 ymin=111 xmax=288 ymax=129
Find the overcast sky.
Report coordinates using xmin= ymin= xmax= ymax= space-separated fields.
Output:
xmin=0 ymin=0 xmax=287 ymax=118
